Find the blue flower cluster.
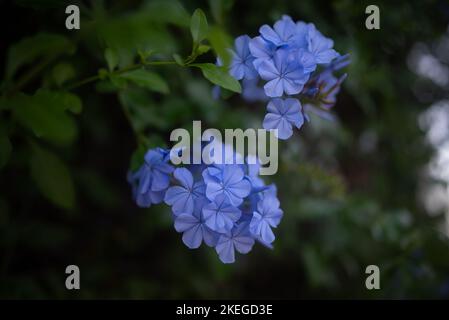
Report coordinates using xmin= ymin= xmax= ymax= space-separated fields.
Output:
xmin=229 ymin=15 xmax=349 ymax=139
xmin=128 ymin=146 xmax=283 ymax=264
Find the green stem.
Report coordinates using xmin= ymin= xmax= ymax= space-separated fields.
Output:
xmin=65 ymin=60 xmax=178 ymax=91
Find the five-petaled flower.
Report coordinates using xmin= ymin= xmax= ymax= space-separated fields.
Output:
xmin=215 ymin=221 xmax=255 ymax=263
xmin=230 ymin=35 xmax=258 ymax=80
xmin=164 ymin=168 xmax=205 ymax=215
xmin=202 ymin=194 xmax=242 ymax=233
xmin=263 ymin=98 xmax=304 ymax=139
xmin=250 ymin=194 xmax=283 ymax=243
xmin=203 ymin=165 xmax=251 ymax=206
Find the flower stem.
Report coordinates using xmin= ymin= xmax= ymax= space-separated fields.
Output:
xmin=65 ymin=60 xmax=178 ymax=91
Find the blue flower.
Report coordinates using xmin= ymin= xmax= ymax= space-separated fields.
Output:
xmin=174 ymin=198 xmax=219 ymax=249
xmin=138 ymin=148 xmax=173 ymax=193
xmin=249 ymin=36 xmax=276 ymax=70
xmin=202 ymin=194 xmax=241 ymax=233
xmin=128 ymin=170 xmax=166 ymax=208
xmin=250 ymin=194 xmax=283 ymax=243
xmin=164 ymin=167 xmax=206 ymax=215
xmin=259 ymin=15 xmax=297 ymax=47
xmin=203 ymin=165 xmax=251 ymax=206
xmin=258 ymin=48 xmax=311 ymax=97
xmin=306 ymin=23 xmax=339 ymax=64
xmin=215 ymin=221 xmax=255 ymax=263
xmin=230 ymin=35 xmax=258 ymax=80
xmin=263 ymin=98 xmax=304 ymax=139
xmin=130 ymin=148 xmax=174 ymax=208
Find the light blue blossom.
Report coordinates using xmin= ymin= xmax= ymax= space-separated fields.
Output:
xmin=203 ymin=165 xmax=251 ymax=206
xmin=259 ymin=15 xmax=297 ymax=47
xmin=130 ymin=148 xmax=174 ymax=208
xmin=230 ymin=35 xmax=258 ymax=80
xmin=263 ymin=98 xmax=304 ymax=139
xmin=164 ymin=167 xmax=206 ymax=215
xmin=174 ymin=198 xmax=219 ymax=249
xmin=248 ymin=36 xmax=276 ymax=70
xmin=250 ymin=194 xmax=283 ymax=243
xmin=215 ymin=222 xmax=255 ymax=264
xmin=306 ymin=23 xmax=339 ymax=64
xmin=202 ymin=194 xmax=242 ymax=233
xmin=258 ymin=48 xmax=311 ymax=97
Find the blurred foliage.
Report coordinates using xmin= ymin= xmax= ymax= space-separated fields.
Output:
xmin=1 ymin=0 xmax=449 ymax=299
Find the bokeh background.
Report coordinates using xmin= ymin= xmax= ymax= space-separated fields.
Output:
xmin=1 ymin=0 xmax=449 ymax=299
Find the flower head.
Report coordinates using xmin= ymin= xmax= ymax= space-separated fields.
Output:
xmin=226 ymin=15 xmax=348 ymax=140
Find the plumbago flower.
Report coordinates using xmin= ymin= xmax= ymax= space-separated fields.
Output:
xmin=164 ymin=168 xmax=205 ymax=215
xmin=128 ymin=148 xmax=174 ymax=208
xmin=263 ymin=98 xmax=304 ymax=139
xmin=225 ymin=15 xmax=349 ymax=140
xmin=128 ymin=144 xmax=283 ymax=264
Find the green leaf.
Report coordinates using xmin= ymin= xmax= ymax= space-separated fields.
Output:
xmin=207 ymin=26 xmax=233 ymax=66
xmin=96 ymin=14 xmax=177 ymax=67
xmin=118 ymin=89 xmax=169 ymax=131
xmin=56 ymin=91 xmax=83 ymax=114
xmin=30 ymin=145 xmax=75 ymax=209
xmin=109 ymin=74 xmax=128 ymax=90
xmin=193 ymin=63 xmax=241 ymax=93
xmin=0 ymin=128 xmax=12 ymax=169
xmin=142 ymin=0 xmax=190 ymax=27
xmin=52 ymin=63 xmax=75 ymax=87
xmin=104 ymin=47 xmax=119 ymax=71
xmin=6 ymin=33 xmax=75 ymax=79
xmin=120 ymin=69 xmax=169 ymax=94
xmin=190 ymin=9 xmax=209 ymax=44
xmin=12 ymin=90 xmax=82 ymax=145
xmin=197 ymin=44 xmax=211 ymax=55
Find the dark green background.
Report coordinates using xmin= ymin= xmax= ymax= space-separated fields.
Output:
xmin=1 ymin=0 xmax=449 ymax=299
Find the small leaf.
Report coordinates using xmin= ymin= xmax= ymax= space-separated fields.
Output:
xmin=197 ymin=44 xmax=211 ymax=55
xmin=57 ymin=91 xmax=83 ymax=114
xmin=143 ymin=0 xmax=190 ymax=27
xmin=109 ymin=74 xmax=128 ymax=90
xmin=0 ymin=128 xmax=12 ymax=169
xmin=193 ymin=63 xmax=241 ymax=93
xmin=190 ymin=9 xmax=208 ymax=44
xmin=207 ymin=26 xmax=233 ymax=66
xmin=120 ymin=69 xmax=169 ymax=94
xmin=12 ymin=90 xmax=82 ymax=145
xmin=30 ymin=145 xmax=75 ymax=209
xmin=173 ymin=53 xmax=185 ymax=66
xmin=52 ymin=63 xmax=75 ymax=87
xmin=6 ymin=33 xmax=75 ymax=79
xmin=104 ymin=47 xmax=119 ymax=71
xmin=118 ymin=89 xmax=169 ymax=131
